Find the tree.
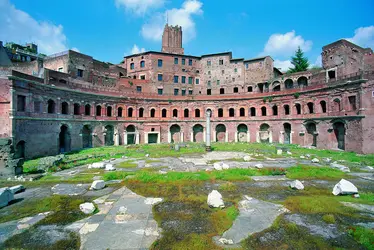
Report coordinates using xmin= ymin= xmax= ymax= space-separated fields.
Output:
xmin=288 ymin=47 xmax=309 ymax=73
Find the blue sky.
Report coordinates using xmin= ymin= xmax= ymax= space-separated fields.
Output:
xmin=1 ymin=0 xmax=373 ymax=70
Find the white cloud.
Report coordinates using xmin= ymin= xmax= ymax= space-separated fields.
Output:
xmin=130 ymin=44 xmax=146 ymax=54
xmin=0 ymin=0 xmax=68 ymax=55
xmin=346 ymin=26 xmax=374 ymax=49
xmin=313 ymin=55 xmax=322 ymax=67
xmin=141 ymin=0 xmax=203 ymax=42
xmin=71 ymin=47 xmax=80 ymax=52
xmin=115 ymin=0 xmax=164 ymax=15
xmin=262 ymin=30 xmax=312 ymax=57
xmin=274 ymin=59 xmax=292 ymax=72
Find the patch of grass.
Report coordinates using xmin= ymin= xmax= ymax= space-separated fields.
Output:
xmin=116 ymin=161 xmax=138 ymax=168
xmin=335 ymin=192 xmax=374 ymax=205
xmin=103 ymin=171 xmax=135 ymax=181
xmin=152 ymin=233 xmax=220 ymax=250
xmin=284 ymin=196 xmax=355 ymax=214
xmin=210 ymin=206 xmax=239 ymax=234
xmin=286 ymin=164 xmax=346 ymax=180
xmin=322 ymin=214 xmax=336 ymax=224
xmin=348 ymin=226 xmax=374 ymax=250
xmin=219 ymin=182 xmax=238 ymax=192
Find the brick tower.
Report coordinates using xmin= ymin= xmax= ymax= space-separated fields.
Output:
xmin=161 ymin=24 xmax=184 ymax=55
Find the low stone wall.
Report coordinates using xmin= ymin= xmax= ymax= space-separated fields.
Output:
xmin=0 ymin=138 xmax=23 ymax=177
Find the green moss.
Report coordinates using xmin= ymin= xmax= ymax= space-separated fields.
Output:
xmin=286 ymin=164 xmax=346 ymax=180
xmin=284 ymin=196 xmax=355 ymax=214
xmin=322 ymin=214 xmax=336 ymax=224
xmin=348 ymin=226 xmax=374 ymax=250
xmin=116 ymin=161 xmax=138 ymax=168
xmin=219 ymin=182 xmax=238 ymax=192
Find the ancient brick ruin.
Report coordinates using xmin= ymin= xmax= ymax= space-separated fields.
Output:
xmin=0 ymin=25 xmax=374 ymax=171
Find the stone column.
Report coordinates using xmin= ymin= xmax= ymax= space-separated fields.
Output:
xmin=114 ymin=131 xmax=119 ymax=146
xmin=247 ymin=131 xmax=250 ymax=142
xmin=168 ymin=131 xmax=171 ymax=143
xmin=256 ymin=131 xmax=260 ymax=143
xmin=225 ymin=131 xmax=229 ymax=142
xmin=135 ymin=132 xmax=140 ymax=144
xmin=203 ymin=129 xmax=206 ymax=142
xmin=123 ymin=132 xmax=128 ymax=145
xmin=91 ymin=102 xmax=95 ymax=117
xmin=157 ymin=133 xmax=161 ymax=144
xmin=190 ymin=131 xmax=194 ymax=142
xmin=144 ymin=132 xmax=148 ymax=144
xmin=10 ymin=86 xmax=16 ymax=140
xmin=269 ymin=131 xmax=273 ymax=143
xmin=290 ymin=131 xmax=294 ymax=144
xmin=56 ymin=97 xmax=61 ymax=114
xmin=205 ymin=110 xmax=212 ymax=151
xmin=279 ymin=131 xmax=284 ymax=144
xmin=212 ymin=130 xmax=216 ymax=142
xmin=180 ymin=132 xmax=184 ymax=142
xmin=235 ymin=132 xmax=238 ymax=142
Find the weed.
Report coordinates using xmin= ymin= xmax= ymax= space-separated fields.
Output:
xmin=348 ymin=226 xmax=374 ymax=250
xmin=322 ymin=214 xmax=336 ymax=224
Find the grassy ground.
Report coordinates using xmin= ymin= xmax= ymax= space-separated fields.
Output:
xmin=286 ymin=164 xmax=347 ymax=180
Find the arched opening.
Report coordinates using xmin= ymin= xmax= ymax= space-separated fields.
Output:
xmin=193 ymin=124 xmax=204 ymax=142
xmin=320 ymin=101 xmax=327 ymax=113
xmin=96 ymin=105 xmax=102 ymax=116
xmin=184 ymin=109 xmax=189 ymax=118
xmin=73 ymin=103 xmax=80 ymax=115
xmin=172 ymin=109 xmax=178 ymax=117
xmin=216 ymin=124 xmax=226 ymax=142
xmin=272 ymin=105 xmax=278 ymax=116
xmin=307 ymin=102 xmax=314 ymax=114
xmin=126 ymin=125 xmax=136 ymax=144
xmin=295 ymin=103 xmax=301 ymax=115
xmin=170 ymin=124 xmax=181 ymax=143
xmin=85 ymin=104 xmax=91 ymax=116
xmin=285 ymin=79 xmax=294 ymax=89
xmin=237 ymin=124 xmax=248 ymax=142
xmin=59 ymin=125 xmax=71 ymax=153
xmin=273 ymin=85 xmax=281 ymax=92
xmin=333 ymin=122 xmax=345 ymax=150
xmin=283 ymin=123 xmax=291 ymax=144
xmin=104 ymin=125 xmax=114 ymax=146
xmin=250 ymin=107 xmax=256 ymax=117
xmin=207 ymin=109 xmax=213 ymax=118
xmin=240 ymin=108 xmax=245 ymax=117
xmin=47 ymin=99 xmax=55 ymax=114
xmin=229 ymin=108 xmax=235 ymax=117
xmin=218 ymin=108 xmax=223 ymax=117
xmin=261 ymin=106 xmax=267 ymax=116
xmin=118 ymin=107 xmax=123 ymax=117
xmin=284 ymin=105 xmax=290 ymax=115
xmin=297 ymin=76 xmax=308 ymax=87
xmin=195 ymin=109 xmax=200 ymax=118
xmin=139 ymin=108 xmax=144 ymax=118
xmin=61 ymin=102 xmax=69 ymax=115
xmin=162 ymin=109 xmax=167 ymax=118
xmin=82 ymin=125 xmax=92 ymax=148
xmin=306 ymin=123 xmax=317 ymax=147
xmin=259 ymin=123 xmax=270 ymax=143
xmin=150 ymin=108 xmax=156 ymax=118
xmin=128 ymin=107 xmax=133 ymax=117
xmin=15 ymin=140 xmax=25 ymax=158
xmin=333 ymin=98 xmax=341 ymax=112
xmin=107 ymin=106 xmax=112 ymax=117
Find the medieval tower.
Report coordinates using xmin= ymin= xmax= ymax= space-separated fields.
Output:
xmin=161 ymin=24 xmax=184 ymax=55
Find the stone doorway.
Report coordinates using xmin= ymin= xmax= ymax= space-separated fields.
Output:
xmin=126 ymin=125 xmax=136 ymax=145
xmin=193 ymin=124 xmax=204 ymax=142
xmin=82 ymin=125 xmax=92 ymax=148
xmin=59 ymin=125 xmax=71 ymax=153
xmin=259 ymin=124 xmax=270 ymax=143
xmin=148 ymin=133 xmax=158 ymax=144
xmin=170 ymin=124 xmax=181 ymax=143
xmin=104 ymin=125 xmax=114 ymax=146
xmin=15 ymin=140 xmax=25 ymax=158
xmin=306 ymin=123 xmax=317 ymax=147
xmin=216 ymin=124 xmax=226 ymax=142
xmin=283 ymin=123 xmax=291 ymax=144
xmin=237 ymin=124 xmax=248 ymax=142
xmin=334 ymin=122 xmax=345 ymax=150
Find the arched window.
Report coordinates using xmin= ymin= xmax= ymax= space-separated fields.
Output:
xmin=118 ymin=107 xmax=123 ymax=117
xmin=96 ymin=105 xmax=102 ymax=116
xmin=285 ymin=79 xmax=293 ymax=89
xmin=320 ymin=101 xmax=327 ymax=113
xmin=284 ymin=105 xmax=290 ymax=115
xmin=229 ymin=108 xmax=235 ymax=117
xmin=139 ymin=108 xmax=144 ymax=118
xmin=298 ymin=76 xmax=308 ymax=87
xmin=240 ymin=108 xmax=245 ymax=117
xmin=250 ymin=107 xmax=256 ymax=117
xmin=61 ymin=102 xmax=69 ymax=115
xmin=47 ymin=99 xmax=55 ymax=114
xmin=261 ymin=106 xmax=267 ymax=116
xmin=107 ymin=106 xmax=112 ymax=117
xmin=150 ymin=108 xmax=156 ymax=117
xmin=162 ymin=109 xmax=167 ymax=118
xmin=173 ymin=109 xmax=178 ymax=117
xmin=273 ymin=85 xmax=280 ymax=92
xmin=85 ymin=104 xmax=91 ymax=116
xmin=220 ymin=88 xmax=225 ymax=94
xmin=307 ymin=102 xmax=314 ymax=114
xmin=272 ymin=105 xmax=278 ymax=116
xmin=140 ymin=61 xmax=145 ymax=68
xmin=295 ymin=103 xmax=301 ymax=115
xmin=333 ymin=98 xmax=341 ymax=112
xmin=128 ymin=107 xmax=133 ymax=117
xmin=218 ymin=108 xmax=223 ymax=117
xmin=184 ymin=109 xmax=189 ymax=118
xmin=195 ymin=109 xmax=200 ymax=118
xmin=74 ymin=103 xmax=80 ymax=115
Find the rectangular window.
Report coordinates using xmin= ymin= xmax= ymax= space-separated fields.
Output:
xmin=182 ymin=89 xmax=186 ymax=96
xmin=140 ymin=75 xmax=145 ymax=80
xmin=219 ymin=59 xmax=223 ymax=65
xmin=130 ymin=63 xmax=135 ymax=70
xmin=174 ymin=58 xmax=178 ymax=64
xmin=217 ymin=80 xmax=220 ymax=85
xmin=140 ymin=61 xmax=145 ymax=68
xmin=188 ymin=90 xmax=193 ymax=95
xmin=158 ymin=59 xmax=163 ymax=67
xmin=17 ymin=95 xmax=26 ymax=112
xmin=77 ymin=69 xmax=83 ymax=77
xmin=182 ymin=58 xmax=185 ymax=65
xmin=348 ymin=96 xmax=357 ymax=110
xmin=136 ymin=86 xmax=142 ymax=92
xmin=207 ymin=60 xmax=211 ymax=66
xmin=328 ymin=70 xmax=336 ymax=79
xmin=174 ymin=89 xmax=179 ymax=96
xmin=207 ymin=89 xmax=212 ymax=95
xmin=188 ymin=77 xmax=193 ymax=84
xmin=182 ymin=76 xmax=186 ymax=83
xmin=188 ymin=59 xmax=192 ymax=66
xmin=158 ymin=74 xmax=163 ymax=81
xmin=207 ymin=81 xmax=211 ymax=86
xmin=247 ymin=86 xmax=253 ymax=92
xmin=196 ymin=78 xmax=200 ymax=84
xmin=174 ymin=75 xmax=179 ymax=83
xmin=158 ymin=88 xmax=163 ymax=95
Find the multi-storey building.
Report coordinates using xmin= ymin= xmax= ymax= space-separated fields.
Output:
xmin=0 ymin=24 xmax=373 ymax=175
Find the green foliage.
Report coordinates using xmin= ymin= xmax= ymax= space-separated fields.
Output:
xmin=348 ymin=226 xmax=374 ymax=250
xmin=219 ymin=182 xmax=238 ymax=192
xmin=294 ymin=92 xmax=300 ymax=98
xmin=263 ymin=96 xmax=273 ymax=103
xmin=129 ymin=81 xmax=133 ymax=86
xmin=288 ymin=47 xmax=310 ymax=73
xmin=116 ymin=161 xmax=138 ymax=168
xmin=322 ymin=214 xmax=336 ymax=224
xmin=286 ymin=165 xmax=346 ymax=180
xmin=284 ymin=196 xmax=355 ymax=214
